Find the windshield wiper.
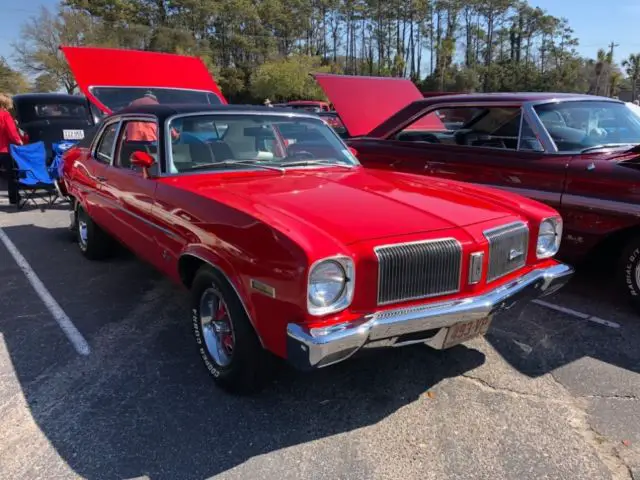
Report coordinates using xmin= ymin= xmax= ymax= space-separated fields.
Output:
xmin=280 ymin=159 xmax=355 ymax=169
xmin=184 ymin=160 xmax=283 ymax=172
xmin=580 ymin=143 xmax=637 ymax=154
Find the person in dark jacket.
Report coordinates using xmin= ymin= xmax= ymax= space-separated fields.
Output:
xmin=0 ymin=94 xmax=23 ymax=204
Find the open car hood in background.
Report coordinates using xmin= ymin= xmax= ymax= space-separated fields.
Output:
xmin=60 ymin=46 xmax=227 ymax=113
xmin=312 ymin=73 xmax=445 ymax=137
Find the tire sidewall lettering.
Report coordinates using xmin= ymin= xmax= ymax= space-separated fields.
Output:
xmin=192 ymin=305 xmax=223 ymax=378
xmin=624 ymin=248 xmax=640 ymax=297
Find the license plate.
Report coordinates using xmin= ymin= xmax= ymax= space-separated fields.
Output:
xmin=63 ymin=129 xmax=84 ymax=140
xmin=443 ymin=316 xmax=492 ymax=349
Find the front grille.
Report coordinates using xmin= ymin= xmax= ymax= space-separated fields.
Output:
xmin=484 ymin=222 xmax=529 ymax=282
xmin=375 ymin=239 xmax=462 ymax=305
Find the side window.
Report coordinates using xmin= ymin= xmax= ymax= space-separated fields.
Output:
xmin=395 ymin=106 xmax=522 ymax=150
xmin=114 ymin=120 xmax=159 ymax=170
xmin=95 ymin=123 xmax=119 ymax=164
xmin=518 ymin=118 xmax=544 ymax=152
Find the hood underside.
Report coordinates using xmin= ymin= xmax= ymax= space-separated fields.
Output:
xmin=312 ymin=73 xmax=445 ymax=137
xmin=60 ymin=46 xmax=227 ymax=113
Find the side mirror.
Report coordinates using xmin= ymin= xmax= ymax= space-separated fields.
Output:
xmin=130 ymin=150 xmax=156 ymax=178
xmin=348 ymin=146 xmax=359 ymax=158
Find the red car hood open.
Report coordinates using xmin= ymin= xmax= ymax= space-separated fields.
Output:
xmin=170 ymin=168 xmax=518 ymax=245
xmin=313 ymin=74 xmax=445 ymax=137
xmin=60 ymin=46 xmax=227 ymax=113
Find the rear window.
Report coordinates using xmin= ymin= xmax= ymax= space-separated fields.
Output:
xmin=34 ymin=103 xmax=88 ymax=118
xmin=17 ymin=100 xmax=91 ymax=123
xmin=90 ymin=87 xmax=223 ymax=112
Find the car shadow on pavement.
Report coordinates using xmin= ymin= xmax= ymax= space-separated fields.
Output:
xmin=485 ymin=260 xmax=640 ymax=379
xmin=0 ymin=223 xmax=488 ymax=479
xmin=0 ymin=202 xmax=71 ymax=214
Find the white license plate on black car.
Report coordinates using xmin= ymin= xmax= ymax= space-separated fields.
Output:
xmin=63 ymin=129 xmax=84 ymax=140
xmin=442 ymin=316 xmax=492 ymax=349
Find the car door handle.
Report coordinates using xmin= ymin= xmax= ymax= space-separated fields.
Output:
xmin=96 ymin=176 xmax=107 ymax=182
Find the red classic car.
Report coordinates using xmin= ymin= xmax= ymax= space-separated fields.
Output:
xmin=315 ymin=74 xmax=640 ymax=308
xmin=285 ymin=100 xmax=332 ymax=112
xmin=59 ymin=47 xmax=573 ymax=393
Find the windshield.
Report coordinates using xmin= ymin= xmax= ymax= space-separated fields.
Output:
xmin=166 ymin=114 xmax=359 ymax=173
xmin=534 ymin=101 xmax=640 ymax=152
xmin=90 ymin=87 xmax=223 ymax=112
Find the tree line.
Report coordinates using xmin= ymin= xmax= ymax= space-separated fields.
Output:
xmin=1 ymin=0 xmax=639 ymax=102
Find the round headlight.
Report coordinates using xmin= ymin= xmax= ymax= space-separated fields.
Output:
xmin=308 ymin=260 xmax=347 ymax=308
xmin=537 ymin=218 xmax=562 ymax=258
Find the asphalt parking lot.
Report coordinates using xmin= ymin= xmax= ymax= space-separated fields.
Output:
xmin=0 ymin=188 xmax=639 ymax=480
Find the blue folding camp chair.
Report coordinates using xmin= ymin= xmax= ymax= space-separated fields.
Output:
xmin=9 ymin=141 xmax=58 ymax=210
xmin=51 ymin=141 xmax=78 ymax=198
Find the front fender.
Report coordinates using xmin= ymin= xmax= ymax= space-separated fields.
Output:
xmin=178 ymin=244 xmax=263 ymax=344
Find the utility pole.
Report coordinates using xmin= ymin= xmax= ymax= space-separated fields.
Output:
xmin=608 ymin=41 xmax=619 ymax=62
xmin=606 ymin=41 xmax=620 ymax=97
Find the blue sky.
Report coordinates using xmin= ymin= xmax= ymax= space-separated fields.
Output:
xmin=1 ymin=0 xmax=639 ymax=70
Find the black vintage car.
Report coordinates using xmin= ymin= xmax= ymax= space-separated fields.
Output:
xmin=12 ymin=93 xmax=102 ymax=162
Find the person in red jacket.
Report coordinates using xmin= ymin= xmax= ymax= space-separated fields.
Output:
xmin=0 ymin=94 xmax=23 ymax=204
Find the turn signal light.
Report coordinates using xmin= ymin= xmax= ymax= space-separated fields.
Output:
xmin=468 ymin=252 xmax=484 ymax=285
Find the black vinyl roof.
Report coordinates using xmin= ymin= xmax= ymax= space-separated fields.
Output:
xmin=113 ymin=103 xmax=311 ymax=121
xmin=13 ymin=93 xmax=90 ymax=104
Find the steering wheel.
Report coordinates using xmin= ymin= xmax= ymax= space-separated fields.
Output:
xmin=588 ymin=127 xmax=608 ymax=139
xmin=288 ymin=150 xmax=315 ymax=160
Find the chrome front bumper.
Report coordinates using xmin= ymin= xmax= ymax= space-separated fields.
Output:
xmin=287 ymin=263 xmax=573 ymax=370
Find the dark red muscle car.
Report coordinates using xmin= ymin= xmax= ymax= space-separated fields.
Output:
xmin=59 ymin=47 xmax=573 ymax=393
xmin=315 ymin=74 xmax=640 ymax=309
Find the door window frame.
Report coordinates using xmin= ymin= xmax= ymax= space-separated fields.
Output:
xmin=93 ymin=119 xmax=122 ymax=164
xmin=113 ymin=116 xmax=160 ymax=171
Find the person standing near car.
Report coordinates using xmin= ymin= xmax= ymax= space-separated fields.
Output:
xmin=126 ymin=91 xmax=160 ymax=141
xmin=0 ymin=94 xmax=23 ymax=204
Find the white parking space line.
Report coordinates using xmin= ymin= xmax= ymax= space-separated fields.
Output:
xmin=0 ymin=228 xmax=91 ymax=355
xmin=532 ymin=299 xmax=621 ymax=329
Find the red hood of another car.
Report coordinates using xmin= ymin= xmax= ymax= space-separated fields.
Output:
xmin=60 ymin=46 xmax=226 ymax=113
xmin=313 ymin=74 xmax=445 ymax=137
xmin=167 ymin=168 xmax=523 ymax=245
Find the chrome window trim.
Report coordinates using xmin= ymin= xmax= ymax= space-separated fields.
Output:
xmin=161 ymin=110 xmax=359 ymax=177
xmin=373 ymin=237 xmax=463 ymax=305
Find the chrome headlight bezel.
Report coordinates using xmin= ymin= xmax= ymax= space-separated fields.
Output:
xmin=307 ymin=256 xmax=355 ymax=316
xmin=536 ymin=216 xmax=563 ymax=259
